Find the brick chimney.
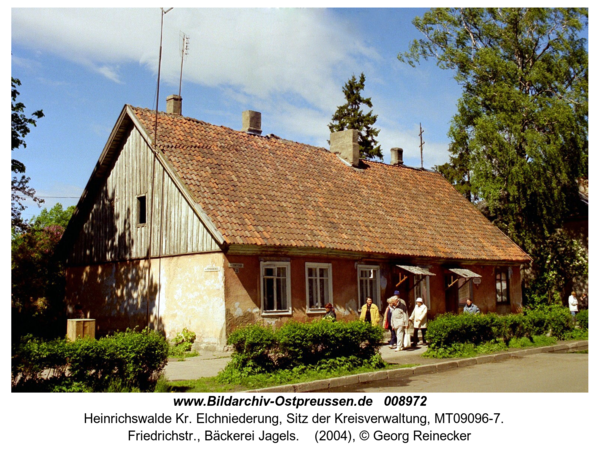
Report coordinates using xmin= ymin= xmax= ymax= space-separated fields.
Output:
xmin=390 ymin=148 xmax=404 ymax=165
xmin=166 ymin=95 xmax=182 ymax=115
xmin=242 ymin=110 xmax=262 ymax=135
xmin=330 ymin=129 xmax=359 ymax=167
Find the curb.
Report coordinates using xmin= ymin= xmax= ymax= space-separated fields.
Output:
xmin=244 ymin=340 xmax=588 ymax=393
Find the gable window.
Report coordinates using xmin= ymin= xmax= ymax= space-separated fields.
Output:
xmin=414 ymin=275 xmax=431 ymax=309
xmin=306 ymin=263 xmax=333 ymax=312
xmin=496 ymin=268 xmax=510 ymax=304
xmin=358 ymin=265 xmax=380 ymax=308
xmin=261 ymin=261 xmax=292 ymax=315
xmin=137 ymin=195 xmax=147 ymax=225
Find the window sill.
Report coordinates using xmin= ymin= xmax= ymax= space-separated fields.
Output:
xmin=307 ymin=309 xmax=327 ymax=315
xmin=261 ymin=310 xmax=293 ymax=317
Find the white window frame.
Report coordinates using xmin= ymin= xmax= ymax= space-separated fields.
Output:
xmin=357 ymin=264 xmax=381 ymax=309
xmin=495 ymin=268 xmax=510 ymax=304
xmin=305 ymin=263 xmax=333 ymax=313
xmin=414 ymin=274 xmax=431 ymax=309
xmin=260 ymin=261 xmax=292 ymax=316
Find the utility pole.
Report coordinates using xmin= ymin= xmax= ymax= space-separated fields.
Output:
xmin=419 ymin=123 xmax=425 ymax=169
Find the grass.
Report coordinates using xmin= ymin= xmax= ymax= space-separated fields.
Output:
xmin=154 ymin=361 xmax=416 ymax=393
xmin=423 ymin=335 xmax=559 ymax=359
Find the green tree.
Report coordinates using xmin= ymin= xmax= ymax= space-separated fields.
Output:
xmin=12 ymin=77 xmax=45 ymax=232
xmin=329 ymin=73 xmax=382 ymax=160
xmin=12 ymin=203 xmax=75 ymax=340
xmin=401 ymin=8 xmax=588 ymax=302
xmin=31 ymin=203 xmax=76 ymax=229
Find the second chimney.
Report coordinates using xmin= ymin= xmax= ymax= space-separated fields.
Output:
xmin=242 ymin=110 xmax=262 ymax=135
xmin=330 ymin=129 xmax=359 ymax=167
xmin=166 ymin=94 xmax=182 ymax=115
xmin=390 ymin=147 xmax=404 ymax=165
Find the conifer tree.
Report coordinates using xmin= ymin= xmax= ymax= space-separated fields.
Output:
xmin=329 ymin=73 xmax=382 ymax=160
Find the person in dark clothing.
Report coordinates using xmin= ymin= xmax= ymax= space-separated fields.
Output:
xmin=323 ymin=303 xmax=336 ymax=322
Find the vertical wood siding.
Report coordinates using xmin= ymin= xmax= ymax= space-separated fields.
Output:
xmin=69 ymin=127 xmax=220 ymax=265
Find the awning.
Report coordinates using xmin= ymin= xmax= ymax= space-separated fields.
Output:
xmin=396 ymin=265 xmax=436 ymax=277
xmin=447 ymin=268 xmax=482 ymax=279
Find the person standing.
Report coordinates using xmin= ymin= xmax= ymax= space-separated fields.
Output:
xmin=384 ymin=291 xmax=403 ymax=348
xmin=323 ymin=303 xmax=336 ymax=322
xmin=463 ymin=298 xmax=480 ymax=314
xmin=391 ymin=298 xmax=409 ymax=351
xmin=360 ymin=297 xmax=381 ymax=326
xmin=409 ymin=297 xmax=428 ymax=346
xmin=568 ymin=291 xmax=579 ymax=321
xmin=580 ymin=292 xmax=588 ymax=310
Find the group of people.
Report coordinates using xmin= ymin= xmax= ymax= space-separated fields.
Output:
xmin=359 ymin=291 xmax=428 ymax=352
xmin=568 ymin=291 xmax=588 ymax=320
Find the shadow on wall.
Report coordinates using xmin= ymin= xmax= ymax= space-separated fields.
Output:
xmin=66 ymin=186 xmax=163 ymax=337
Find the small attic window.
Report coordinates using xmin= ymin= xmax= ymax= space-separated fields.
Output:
xmin=137 ymin=195 xmax=147 ymax=225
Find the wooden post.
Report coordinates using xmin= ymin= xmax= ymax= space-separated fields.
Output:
xmin=67 ymin=319 xmax=96 ymax=341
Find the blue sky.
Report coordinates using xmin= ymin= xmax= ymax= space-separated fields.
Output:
xmin=10 ymin=7 xmax=506 ymax=220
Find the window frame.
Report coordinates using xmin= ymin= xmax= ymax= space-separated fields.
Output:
xmin=357 ymin=264 xmax=381 ymax=309
xmin=495 ymin=267 xmax=510 ymax=304
xmin=260 ymin=261 xmax=292 ymax=316
xmin=136 ymin=194 xmax=147 ymax=226
xmin=414 ymin=274 xmax=431 ymax=309
xmin=305 ymin=263 xmax=333 ymax=313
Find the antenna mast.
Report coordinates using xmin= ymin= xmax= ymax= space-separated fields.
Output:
xmin=154 ymin=7 xmax=173 ymax=145
xmin=419 ymin=123 xmax=425 ymax=169
xmin=178 ymin=32 xmax=190 ymax=97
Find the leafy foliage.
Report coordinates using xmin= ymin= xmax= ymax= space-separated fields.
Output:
xmin=219 ymin=321 xmax=384 ymax=383
xmin=329 ymin=73 xmax=382 ymax=160
xmin=11 ymin=77 xmax=45 ymax=231
xmin=401 ymin=8 xmax=588 ymax=302
xmin=12 ymin=328 xmax=169 ymax=392
xmin=424 ymin=306 xmax=585 ymax=357
xmin=12 ymin=203 xmax=75 ymax=340
xmin=169 ymin=328 xmax=198 ymax=357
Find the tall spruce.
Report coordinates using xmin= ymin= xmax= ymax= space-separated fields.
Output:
xmin=400 ymin=8 xmax=588 ymax=302
xmin=329 ymin=73 xmax=382 ymax=160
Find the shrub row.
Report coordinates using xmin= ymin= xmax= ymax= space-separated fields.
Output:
xmin=12 ymin=328 xmax=169 ymax=392
xmin=426 ymin=307 xmax=588 ymax=351
xmin=221 ymin=321 xmax=384 ymax=379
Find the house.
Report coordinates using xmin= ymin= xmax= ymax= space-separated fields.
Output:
xmin=60 ymin=95 xmax=530 ymax=349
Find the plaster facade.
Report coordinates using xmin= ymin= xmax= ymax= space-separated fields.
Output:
xmin=65 ymin=252 xmax=227 ymax=349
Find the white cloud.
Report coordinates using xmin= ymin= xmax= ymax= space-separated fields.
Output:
xmin=12 ymin=8 xmax=378 ymax=113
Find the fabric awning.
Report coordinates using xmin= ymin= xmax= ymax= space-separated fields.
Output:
xmin=447 ymin=268 xmax=482 ymax=279
xmin=396 ymin=265 xmax=436 ymax=277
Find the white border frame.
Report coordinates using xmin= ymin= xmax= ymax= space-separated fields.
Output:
xmin=357 ymin=264 xmax=381 ymax=308
xmin=260 ymin=261 xmax=292 ymax=316
xmin=305 ymin=262 xmax=334 ymax=313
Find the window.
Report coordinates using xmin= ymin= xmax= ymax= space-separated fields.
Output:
xmin=496 ymin=268 xmax=510 ymax=304
xmin=414 ymin=275 xmax=431 ymax=309
xmin=306 ymin=263 xmax=333 ymax=312
xmin=358 ymin=265 xmax=380 ymax=308
xmin=261 ymin=262 xmax=292 ymax=314
xmin=458 ymin=278 xmax=473 ymax=308
xmin=137 ymin=195 xmax=147 ymax=225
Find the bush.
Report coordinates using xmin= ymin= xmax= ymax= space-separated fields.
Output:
xmin=425 ymin=307 xmax=580 ymax=355
xmin=219 ymin=321 xmax=384 ymax=383
xmin=169 ymin=328 xmax=198 ymax=356
xmin=576 ymin=310 xmax=588 ymax=330
xmin=12 ymin=328 xmax=169 ymax=392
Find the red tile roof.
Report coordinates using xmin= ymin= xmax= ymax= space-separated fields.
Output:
xmin=131 ymin=106 xmax=529 ymax=262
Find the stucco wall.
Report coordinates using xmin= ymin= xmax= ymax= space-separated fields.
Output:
xmin=223 ymin=255 xmax=525 ymax=333
xmin=65 ymin=252 xmax=226 ymax=349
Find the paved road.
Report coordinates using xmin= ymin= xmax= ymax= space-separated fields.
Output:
xmin=329 ymin=352 xmax=588 ymax=392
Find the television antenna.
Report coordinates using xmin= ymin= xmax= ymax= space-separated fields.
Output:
xmin=419 ymin=123 xmax=425 ymax=169
xmin=154 ymin=7 xmax=173 ymax=144
xmin=178 ymin=32 xmax=190 ymax=97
